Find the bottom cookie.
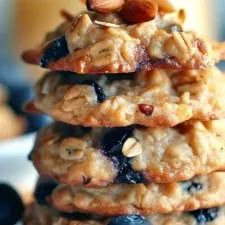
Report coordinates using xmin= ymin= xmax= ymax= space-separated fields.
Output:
xmin=24 ymin=202 xmax=225 ymax=225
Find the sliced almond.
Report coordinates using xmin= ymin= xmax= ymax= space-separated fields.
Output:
xmin=86 ymin=0 xmax=125 ymax=14
xmin=153 ymin=0 xmax=175 ymax=12
xmin=120 ymin=0 xmax=158 ymax=24
xmin=122 ymin=138 xmax=142 ymax=158
xmin=94 ymin=20 xmax=120 ymax=28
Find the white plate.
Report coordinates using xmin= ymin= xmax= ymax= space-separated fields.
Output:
xmin=0 ymin=133 xmax=38 ymax=203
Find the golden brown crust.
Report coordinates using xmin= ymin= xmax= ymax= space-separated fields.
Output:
xmin=50 ymin=172 xmax=225 ymax=215
xmin=33 ymin=67 xmax=225 ymax=127
xmin=22 ymin=11 xmax=218 ymax=74
xmin=32 ymin=120 xmax=225 ymax=186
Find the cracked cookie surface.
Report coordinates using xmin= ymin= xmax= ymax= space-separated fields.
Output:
xmin=32 ymin=67 xmax=225 ymax=127
xmin=24 ymin=202 xmax=225 ymax=225
xmin=32 ymin=120 xmax=225 ymax=186
xmin=22 ymin=10 xmax=220 ymax=74
xmin=50 ymin=172 xmax=225 ymax=215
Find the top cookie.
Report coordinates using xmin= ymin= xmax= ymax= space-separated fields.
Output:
xmin=22 ymin=8 xmax=222 ymax=74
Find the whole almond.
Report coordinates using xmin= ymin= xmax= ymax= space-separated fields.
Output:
xmin=86 ymin=0 xmax=125 ymax=14
xmin=120 ymin=0 xmax=158 ymax=23
xmin=153 ymin=0 xmax=175 ymax=12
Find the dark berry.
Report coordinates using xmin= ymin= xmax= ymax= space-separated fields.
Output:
xmin=40 ymin=35 xmax=69 ymax=67
xmin=108 ymin=215 xmax=150 ymax=225
xmin=100 ymin=127 xmax=146 ymax=183
xmin=181 ymin=181 xmax=203 ymax=193
xmin=82 ymin=80 xmax=106 ymax=102
xmin=190 ymin=207 xmax=219 ymax=224
xmin=101 ymin=127 xmax=133 ymax=157
xmin=0 ymin=183 xmax=24 ymax=225
xmin=34 ymin=177 xmax=57 ymax=205
xmin=116 ymin=159 xmax=145 ymax=184
xmin=60 ymin=212 xmax=94 ymax=220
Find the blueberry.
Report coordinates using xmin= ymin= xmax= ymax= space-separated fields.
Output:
xmin=116 ymin=158 xmax=145 ymax=184
xmin=82 ymin=80 xmax=106 ymax=102
xmin=60 ymin=212 xmax=93 ymax=220
xmin=101 ymin=127 xmax=134 ymax=157
xmin=34 ymin=177 xmax=57 ymax=205
xmin=108 ymin=215 xmax=150 ymax=225
xmin=100 ymin=127 xmax=146 ymax=183
xmin=0 ymin=183 xmax=24 ymax=225
xmin=40 ymin=35 xmax=69 ymax=67
xmin=181 ymin=181 xmax=203 ymax=193
xmin=190 ymin=207 xmax=219 ymax=224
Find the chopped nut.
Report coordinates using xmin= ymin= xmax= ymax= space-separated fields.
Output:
xmin=181 ymin=92 xmax=190 ymax=104
xmin=120 ymin=0 xmax=158 ymax=23
xmin=138 ymin=104 xmax=154 ymax=116
xmin=87 ymin=0 xmax=125 ymax=14
xmin=94 ymin=20 xmax=120 ymax=28
xmin=122 ymin=137 xmax=142 ymax=157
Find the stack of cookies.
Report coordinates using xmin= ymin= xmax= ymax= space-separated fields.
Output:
xmin=23 ymin=0 xmax=225 ymax=224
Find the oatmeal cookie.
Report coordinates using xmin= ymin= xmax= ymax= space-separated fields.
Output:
xmin=32 ymin=120 xmax=225 ymax=186
xmin=32 ymin=67 xmax=225 ymax=127
xmin=23 ymin=203 xmax=56 ymax=225
xmin=0 ymin=85 xmax=25 ymax=139
xmin=50 ymin=172 xmax=225 ymax=215
xmin=0 ymin=105 xmax=26 ymax=140
xmin=24 ymin=202 xmax=225 ymax=225
xmin=22 ymin=10 xmax=220 ymax=73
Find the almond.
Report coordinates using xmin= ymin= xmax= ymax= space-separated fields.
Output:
xmin=153 ymin=0 xmax=175 ymax=12
xmin=94 ymin=20 xmax=120 ymax=28
xmin=120 ymin=0 xmax=158 ymax=23
xmin=86 ymin=0 xmax=125 ymax=14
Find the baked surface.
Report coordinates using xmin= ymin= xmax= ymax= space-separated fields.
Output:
xmin=33 ymin=67 xmax=225 ymax=127
xmin=50 ymin=172 xmax=225 ymax=215
xmin=32 ymin=120 xmax=225 ymax=186
xmin=24 ymin=202 xmax=225 ymax=225
xmin=22 ymin=10 xmax=219 ymax=74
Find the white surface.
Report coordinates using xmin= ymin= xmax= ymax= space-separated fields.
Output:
xmin=0 ymin=133 xmax=38 ymax=199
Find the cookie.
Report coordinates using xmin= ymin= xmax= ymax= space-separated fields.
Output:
xmin=23 ymin=203 xmax=56 ymax=225
xmin=32 ymin=67 xmax=225 ymax=127
xmin=22 ymin=10 xmax=220 ymax=74
xmin=24 ymin=202 xmax=225 ymax=225
xmin=0 ymin=105 xmax=26 ymax=140
xmin=23 ymin=203 xmax=103 ymax=225
xmin=32 ymin=120 xmax=225 ymax=186
xmin=0 ymin=85 xmax=26 ymax=139
xmin=50 ymin=172 xmax=225 ymax=215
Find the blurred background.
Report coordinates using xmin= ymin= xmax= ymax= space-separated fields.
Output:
xmin=0 ymin=0 xmax=224 ymax=140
